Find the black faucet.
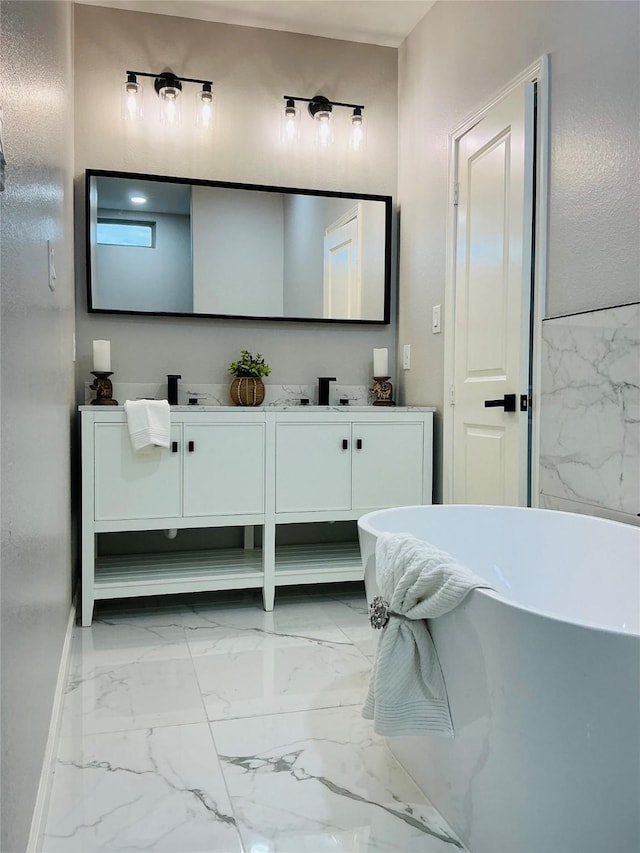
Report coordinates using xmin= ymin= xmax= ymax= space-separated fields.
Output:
xmin=318 ymin=377 xmax=336 ymax=406
xmin=167 ymin=374 xmax=181 ymax=406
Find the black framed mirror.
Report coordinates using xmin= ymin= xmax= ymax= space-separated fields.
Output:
xmin=85 ymin=169 xmax=392 ymax=324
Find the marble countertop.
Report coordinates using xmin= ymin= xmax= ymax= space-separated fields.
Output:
xmin=79 ymin=404 xmax=436 ymax=413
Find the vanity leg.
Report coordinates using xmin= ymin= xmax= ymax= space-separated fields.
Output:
xmin=81 ymin=531 xmax=95 ymax=627
xmin=262 ymin=584 xmax=275 ymax=611
xmin=262 ymin=522 xmax=275 ymax=611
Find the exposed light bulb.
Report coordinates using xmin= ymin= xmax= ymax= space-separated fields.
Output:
xmin=315 ymin=111 xmax=333 ymax=147
xmin=130 ymin=195 xmax=147 ymax=204
xmin=349 ymin=108 xmax=366 ymax=152
xmin=121 ymin=74 xmax=143 ymax=121
xmin=196 ymin=83 xmax=215 ymax=130
xmin=159 ymin=85 xmax=181 ymax=126
xmin=280 ymin=98 xmax=300 ymax=143
xmin=156 ymin=75 xmax=182 ymax=126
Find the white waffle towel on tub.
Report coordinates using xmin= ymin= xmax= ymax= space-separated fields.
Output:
xmin=123 ymin=399 xmax=171 ymax=451
xmin=363 ymin=532 xmax=491 ymax=737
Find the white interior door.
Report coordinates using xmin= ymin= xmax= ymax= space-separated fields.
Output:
xmin=451 ymin=82 xmax=534 ymax=506
xmin=323 ymin=208 xmax=361 ymax=319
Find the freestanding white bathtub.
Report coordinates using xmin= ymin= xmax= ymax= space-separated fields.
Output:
xmin=358 ymin=505 xmax=640 ymax=853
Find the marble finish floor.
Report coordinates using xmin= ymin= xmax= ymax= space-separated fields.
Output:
xmin=42 ymin=584 xmax=466 ymax=852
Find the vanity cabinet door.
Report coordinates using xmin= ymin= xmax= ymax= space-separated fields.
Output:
xmin=183 ymin=423 xmax=265 ymax=517
xmin=275 ymin=423 xmax=351 ymax=512
xmin=94 ymin=423 xmax=182 ymax=521
xmin=351 ymin=422 xmax=425 ymax=512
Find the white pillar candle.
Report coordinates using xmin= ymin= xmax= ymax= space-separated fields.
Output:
xmin=373 ymin=347 xmax=388 ymax=377
xmin=93 ymin=340 xmax=111 ymax=372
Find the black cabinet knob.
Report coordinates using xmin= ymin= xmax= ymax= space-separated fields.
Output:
xmin=342 ymin=439 xmax=348 ymax=450
xmin=171 ymin=441 xmax=178 ymax=453
xmin=188 ymin=440 xmax=195 ymax=452
xmin=356 ymin=438 xmax=363 ymax=450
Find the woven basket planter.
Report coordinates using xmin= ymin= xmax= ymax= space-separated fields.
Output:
xmin=229 ymin=376 xmax=265 ymax=406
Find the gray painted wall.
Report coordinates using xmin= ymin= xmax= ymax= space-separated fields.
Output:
xmin=397 ymin=0 xmax=640 ymax=496
xmin=0 ymin=1 xmax=76 ymax=850
xmin=95 ymin=209 xmax=193 ymax=312
xmin=192 ymin=187 xmax=284 ymax=316
xmin=73 ymin=4 xmax=398 ymax=400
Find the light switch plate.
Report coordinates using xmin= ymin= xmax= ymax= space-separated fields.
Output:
xmin=47 ymin=240 xmax=57 ymax=292
xmin=402 ymin=344 xmax=411 ymax=370
xmin=432 ymin=304 xmax=442 ymax=334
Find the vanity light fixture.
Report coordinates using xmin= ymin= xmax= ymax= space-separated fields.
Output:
xmin=121 ymin=70 xmax=216 ymax=129
xmin=129 ymin=194 xmax=147 ymax=204
xmin=281 ymin=95 xmax=366 ymax=150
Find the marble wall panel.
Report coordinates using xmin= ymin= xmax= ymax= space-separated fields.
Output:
xmin=539 ymin=302 xmax=639 ymax=521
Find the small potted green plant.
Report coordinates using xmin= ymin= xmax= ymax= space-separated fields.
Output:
xmin=227 ymin=350 xmax=271 ymax=406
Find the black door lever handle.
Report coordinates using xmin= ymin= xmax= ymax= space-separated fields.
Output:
xmin=484 ymin=393 xmax=517 ymax=412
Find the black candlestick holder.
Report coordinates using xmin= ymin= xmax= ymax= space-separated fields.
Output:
xmin=90 ymin=371 xmax=118 ymax=406
xmin=371 ymin=376 xmax=395 ymax=406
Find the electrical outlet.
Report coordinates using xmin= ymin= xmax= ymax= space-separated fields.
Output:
xmin=402 ymin=344 xmax=411 ymax=370
xmin=432 ymin=304 xmax=442 ymax=334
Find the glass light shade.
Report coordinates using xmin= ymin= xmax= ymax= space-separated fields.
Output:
xmin=196 ymin=87 xmax=216 ymax=130
xmin=280 ymin=99 xmax=300 ymax=143
xmin=121 ymin=78 xmax=143 ymax=121
xmin=158 ymin=85 xmax=181 ymax=126
xmin=314 ymin=111 xmax=333 ymax=148
xmin=349 ymin=110 xmax=366 ymax=152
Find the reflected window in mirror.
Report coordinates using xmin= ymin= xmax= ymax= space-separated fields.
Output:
xmin=96 ymin=219 xmax=156 ymax=248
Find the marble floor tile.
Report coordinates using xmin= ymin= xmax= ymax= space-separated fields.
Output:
xmin=181 ymin=594 xmax=359 ymax=639
xmin=71 ymin=620 xmax=191 ymax=667
xmin=42 ymin=723 xmax=244 ymax=852
xmin=182 ymin=591 xmax=373 ymax=720
xmin=315 ymin=592 xmax=379 ymax=660
xmin=211 ymin=705 xmax=465 ymax=852
xmin=190 ymin=625 xmax=371 ymax=720
xmin=44 ymin=588 xmax=463 ymax=853
xmin=61 ymin=653 xmax=207 ymax=737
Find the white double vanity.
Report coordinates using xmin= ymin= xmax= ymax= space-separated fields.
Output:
xmin=80 ymin=405 xmax=433 ymax=626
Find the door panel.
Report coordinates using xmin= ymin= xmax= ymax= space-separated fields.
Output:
xmin=452 ymin=82 xmax=534 ymax=506
xmin=352 ymin=422 xmax=424 ymax=511
xmin=183 ymin=423 xmax=264 ymax=516
xmin=94 ymin=423 xmax=182 ymax=520
xmin=465 ymin=136 xmax=510 ymax=376
xmin=462 ymin=424 xmax=507 ymax=505
xmin=275 ymin=423 xmax=351 ymax=512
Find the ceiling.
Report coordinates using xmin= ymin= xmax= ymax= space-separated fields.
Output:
xmin=74 ymin=0 xmax=435 ymax=47
xmin=95 ymin=175 xmax=192 ymax=215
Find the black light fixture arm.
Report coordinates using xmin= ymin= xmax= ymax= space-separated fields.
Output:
xmin=284 ymin=94 xmax=365 ymax=111
xmin=127 ymin=70 xmax=213 ymax=87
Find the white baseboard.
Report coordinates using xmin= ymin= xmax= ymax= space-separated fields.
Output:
xmin=26 ymin=601 xmax=76 ymax=853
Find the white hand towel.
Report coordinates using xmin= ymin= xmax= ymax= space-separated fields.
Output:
xmin=123 ymin=400 xmax=171 ymax=451
xmin=363 ymin=532 xmax=491 ymax=738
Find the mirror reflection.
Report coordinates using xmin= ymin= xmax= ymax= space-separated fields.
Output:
xmin=87 ymin=171 xmax=391 ymax=323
